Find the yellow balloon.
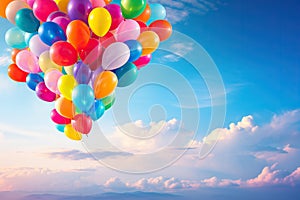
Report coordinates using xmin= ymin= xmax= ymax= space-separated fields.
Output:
xmin=55 ymin=0 xmax=69 ymax=13
xmin=58 ymin=75 xmax=77 ymax=100
xmin=88 ymin=7 xmax=112 ymax=37
xmin=39 ymin=51 xmax=62 ymax=73
xmin=64 ymin=124 xmax=82 ymax=141
xmin=137 ymin=31 xmax=160 ymax=56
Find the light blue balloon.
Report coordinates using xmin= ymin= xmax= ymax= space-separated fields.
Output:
xmin=56 ymin=124 xmax=65 ymax=133
xmin=5 ymin=27 xmax=27 ymax=49
xmin=147 ymin=3 xmax=166 ymax=25
xmin=87 ymin=100 xmax=105 ymax=121
xmin=72 ymin=84 xmax=95 ymax=112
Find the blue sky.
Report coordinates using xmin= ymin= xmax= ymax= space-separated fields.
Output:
xmin=0 ymin=0 xmax=300 ymax=199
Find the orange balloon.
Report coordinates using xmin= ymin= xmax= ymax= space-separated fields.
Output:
xmin=66 ymin=20 xmax=91 ymax=50
xmin=149 ymin=20 xmax=172 ymax=41
xmin=104 ymin=0 xmax=112 ymax=5
xmin=138 ymin=31 xmax=160 ymax=56
xmin=55 ymin=97 xmax=76 ymax=119
xmin=134 ymin=4 xmax=150 ymax=23
xmin=11 ymin=48 xmax=22 ymax=63
xmin=0 ymin=0 xmax=13 ymax=18
xmin=94 ymin=71 xmax=118 ymax=99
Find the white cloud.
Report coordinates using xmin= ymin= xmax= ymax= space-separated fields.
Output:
xmin=162 ymin=42 xmax=194 ymax=62
xmin=0 ymin=55 xmax=10 ymax=68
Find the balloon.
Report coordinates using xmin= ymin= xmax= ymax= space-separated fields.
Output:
xmin=55 ymin=97 xmax=76 ymax=119
xmin=26 ymin=73 xmax=44 ymax=91
xmin=147 ymin=3 xmax=166 ymax=25
xmin=29 ymin=34 xmax=50 ymax=57
xmin=66 ymin=20 xmax=90 ymax=50
xmin=15 ymin=8 xmax=40 ymax=33
xmin=11 ymin=48 xmax=22 ymax=63
xmin=115 ymin=19 xmax=140 ymax=42
xmin=54 ymin=0 xmax=70 ymax=13
xmin=64 ymin=124 xmax=82 ymax=140
xmin=72 ymin=84 xmax=95 ymax=112
xmin=133 ymin=54 xmax=151 ymax=69
xmin=5 ymin=27 xmax=27 ymax=49
xmin=124 ymin=40 xmax=142 ymax=62
xmin=72 ymin=113 xmax=92 ymax=134
xmin=90 ymin=0 xmax=106 ymax=8
xmin=39 ymin=51 xmax=62 ymax=73
xmin=26 ymin=0 xmax=35 ymax=8
xmin=134 ymin=3 xmax=150 ymax=23
xmin=68 ymin=0 xmax=92 ymax=23
xmin=102 ymin=42 xmax=130 ymax=70
xmin=91 ymin=66 xmax=104 ymax=86
xmin=64 ymin=65 xmax=74 ymax=76
xmin=52 ymin=16 xmax=70 ymax=33
xmin=44 ymin=69 xmax=63 ymax=94
xmin=137 ymin=31 xmax=160 ymax=56
xmin=149 ymin=20 xmax=172 ymax=41
xmin=104 ymin=0 xmax=112 ymax=4
xmin=8 ymin=63 xmax=29 ymax=82
xmin=33 ymin=0 xmax=59 ymax=22
xmin=79 ymin=38 xmax=102 ymax=70
xmin=16 ymin=49 xmax=40 ymax=73
xmin=120 ymin=0 xmax=146 ymax=19
xmin=56 ymin=124 xmax=66 ymax=133
xmin=38 ymin=22 xmax=67 ymax=46
xmin=94 ymin=71 xmax=118 ymax=99
xmin=136 ymin=20 xmax=148 ymax=32
xmin=104 ymin=4 xmax=123 ymax=30
xmin=100 ymin=31 xmax=116 ymax=48
xmin=5 ymin=0 xmax=29 ymax=24
xmin=101 ymin=92 xmax=115 ymax=110
xmin=36 ymin=82 xmax=57 ymax=102
xmin=113 ymin=62 xmax=138 ymax=87
xmin=87 ymin=99 xmax=105 ymax=121
xmin=24 ymin=32 xmax=37 ymax=46
xmin=47 ymin=11 xmax=67 ymax=22
xmin=50 ymin=41 xmax=78 ymax=66
xmin=88 ymin=7 xmax=112 ymax=37
xmin=73 ymin=61 xmax=92 ymax=84
xmin=0 ymin=0 xmax=13 ymax=18
xmin=51 ymin=109 xmax=71 ymax=124
xmin=58 ymin=75 xmax=77 ymax=100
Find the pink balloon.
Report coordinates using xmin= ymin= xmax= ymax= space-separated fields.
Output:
xmin=72 ymin=113 xmax=92 ymax=134
xmin=47 ymin=11 xmax=67 ymax=22
xmin=115 ymin=20 xmax=140 ymax=42
xmin=33 ymin=0 xmax=59 ymax=22
xmin=51 ymin=109 xmax=71 ymax=124
xmin=90 ymin=0 xmax=106 ymax=8
xmin=44 ymin=69 xmax=63 ymax=94
xmin=52 ymin=16 xmax=71 ymax=33
xmin=36 ymin=82 xmax=57 ymax=102
xmin=16 ymin=50 xmax=40 ymax=73
xmin=133 ymin=54 xmax=152 ymax=69
xmin=26 ymin=0 xmax=35 ymax=8
xmin=29 ymin=35 xmax=50 ymax=57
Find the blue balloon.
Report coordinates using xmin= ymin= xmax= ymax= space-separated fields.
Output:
xmin=15 ymin=8 xmax=40 ymax=33
xmin=56 ymin=124 xmax=65 ymax=133
xmin=38 ymin=22 xmax=67 ymax=46
xmin=147 ymin=3 xmax=166 ymax=25
xmin=124 ymin=40 xmax=142 ymax=62
xmin=87 ymin=100 xmax=105 ymax=121
xmin=5 ymin=27 xmax=27 ymax=49
xmin=26 ymin=73 xmax=44 ymax=91
xmin=72 ymin=84 xmax=95 ymax=112
xmin=24 ymin=32 xmax=37 ymax=46
xmin=113 ymin=62 xmax=138 ymax=87
xmin=73 ymin=61 xmax=92 ymax=84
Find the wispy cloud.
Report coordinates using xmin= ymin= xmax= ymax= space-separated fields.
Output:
xmin=0 ymin=55 xmax=10 ymax=68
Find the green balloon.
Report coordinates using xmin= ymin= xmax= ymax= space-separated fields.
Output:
xmin=121 ymin=0 xmax=147 ymax=19
xmin=102 ymin=92 xmax=116 ymax=110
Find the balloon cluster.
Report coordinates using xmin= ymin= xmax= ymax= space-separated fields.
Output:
xmin=2 ymin=0 xmax=172 ymax=141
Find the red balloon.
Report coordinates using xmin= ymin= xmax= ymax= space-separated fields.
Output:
xmin=79 ymin=38 xmax=103 ymax=71
xmin=50 ymin=41 xmax=78 ymax=66
xmin=50 ymin=109 xmax=71 ymax=124
xmin=72 ymin=113 xmax=92 ymax=134
xmin=100 ymin=31 xmax=116 ymax=48
xmin=7 ymin=63 xmax=29 ymax=82
xmin=136 ymin=20 xmax=148 ymax=32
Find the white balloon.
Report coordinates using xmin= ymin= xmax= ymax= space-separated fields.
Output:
xmin=115 ymin=20 xmax=140 ymax=42
xmin=29 ymin=34 xmax=50 ymax=57
xmin=102 ymin=42 xmax=130 ymax=70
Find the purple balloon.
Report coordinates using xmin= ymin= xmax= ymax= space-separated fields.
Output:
xmin=91 ymin=66 xmax=104 ymax=88
xmin=73 ymin=61 xmax=92 ymax=84
xmin=36 ymin=82 xmax=57 ymax=102
xmin=104 ymin=4 xmax=124 ymax=30
xmin=47 ymin=11 xmax=68 ymax=22
xmin=52 ymin=16 xmax=71 ymax=33
xmin=68 ymin=0 xmax=92 ymax=23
